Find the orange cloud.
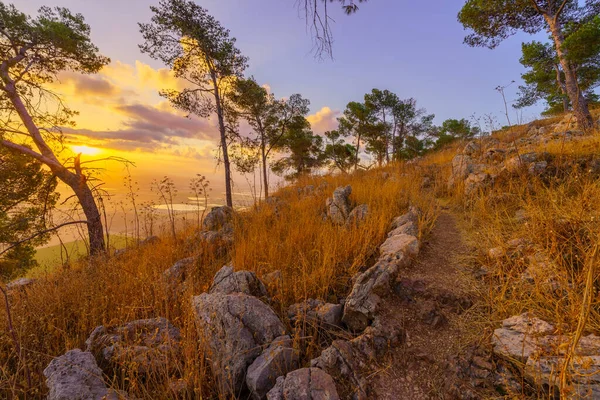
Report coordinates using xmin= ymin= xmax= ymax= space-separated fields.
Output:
xmin=307 ymin=106 xmax=340 ymax=134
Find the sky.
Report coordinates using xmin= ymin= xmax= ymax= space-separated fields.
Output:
xmin=13 ymin=0 xmax=550 ymax=202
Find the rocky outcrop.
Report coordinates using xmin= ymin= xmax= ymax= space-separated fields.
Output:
xmin=326 ymin=186 xmax=353 ymax=225
xmin=85 ymin=317 xmax=181 ymax=376
xmin=287 ymin=299 xmax=343 ymax=328
xmin=448 ymin=154 xmax=473 ymax=188
xmin=311 ymin=319 xmax=404 ymax=398
xmin=246 ymin=335 xmax=299 ymax=399
xmin=203 ymin=206 xmax=234 ymax=231
xmin=346 ymin=204 xmax=369 ymax=227
xmin=43 ymin=349 xmax=125 ymax=400
xmin=267 ymin=368 xmax=340 ymax=400
xmin=342 ymin=208 xmax=420 ymax=332
xmin=492 ymin=313 xmax=600 ymax=396
xmin=192 ymin=292 xmax=286 ymax=395
xmin=209 ymin=265 xmax=268 ymax=298
xmin=163 ymin=257 xmax=196 ymax=290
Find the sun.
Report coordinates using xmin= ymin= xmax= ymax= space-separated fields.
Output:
xmin=71 ymin=145 xmax=102 ymax=156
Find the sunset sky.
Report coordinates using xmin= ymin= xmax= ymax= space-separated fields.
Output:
xmin=16 ymin=0 xmax=548 ymax=200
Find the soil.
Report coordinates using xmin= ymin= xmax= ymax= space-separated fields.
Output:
xmin=370 ymin=211 xmax=494 ymax=399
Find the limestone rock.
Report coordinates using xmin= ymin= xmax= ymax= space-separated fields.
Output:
xmin=43 ymin=349 xmax=124 ymax=400
xmin=247 ymin=335 xmax=299 ymax=400
xmin=209 ymin=265 xmax=268 ymax=297
xmin=326 ymin=185 xmax=353 ymax=225
xmin=342 ymin=261 xmax=399 ymax=332
xmin=379 ymin=234 xmax=419 ymax=260
xmin=85 ymin=317 xmax=181 ymax=376
xmin=464 ymin=172 xmax=492 ymax=196
xmin=528 ymin=161 xmax=548 ymax=176
xmin=448 ymin=154 xmax=473 ymax=187
xmin=288 ymin=299 xmax=343 ymax=327
xmin=504 ymin=153 xmax=539 ymax=173
xmin=163 ymin=257 xmax=196 ymax=287
xmin=203 ymin=206 xmax=234 ymax=231
xmin=263 ymin=270 xmax=283 ymax=289
xmin=463 ymin=141 xmax=481 ymax=156
xmin=346 ymin=204 xmax=369 ymax=227
xmin=492 ymin=313 xmax=554 ymax=362
xmin=266 ymin=368 xmax=340 ymax=400
xmin=192 ymin=292 xmax=286 ymax=395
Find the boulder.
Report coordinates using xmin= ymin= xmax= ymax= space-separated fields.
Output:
xmin=288 ymin=299 xmax=343 ymax=327
xmin=342 ymin=261 xmax=399 ymax=332
xmin=311 ymin=319 xmax=404 ymax=398
xmin=203 ymin=206 xmax=234 ymax=231
xmin=43 ymin=349 xmax=124 ymax=400
xmin=209 ymin=265 xmax=268 ymax=297
xmin=504 ymin=153 xmax=539 ymax=173
xmin=464 ymin=172 xmax=492 ymax=196
xmin=390 ymin=207 xmax=419 ymax=230
xmin=247 ymin=335 xmax=299 ymax=399
xmin=326 ymin=186 xmax=353 ymax=225
xmin=346 ymin=204 xmax=369 ymax=227
xmin=528 ymin=161 xmax=548 ymax=176
xmin=463 ymin=141 xmax=481 ymax=156
xmin=85 ymin=317 xmax=181 ymax=376
xmin=448 ymin=155 xmax=473 ymax=187
xmin=491 ymin=313 xmax=554 ymax=362
xmin=263 ymin=270 xmax=283 ymax=289
xmin=192 ymin=292 xmax=286 ymax=395
xmin=163 ymin=257 xmax=196 ymax=287
xmin=379 ymin=234 xmax=419 ymax=260
xmin=266 ymin=368 xmax=340 ymax=400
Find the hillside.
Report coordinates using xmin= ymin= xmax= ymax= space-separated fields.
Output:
xmin=2 ymin=111 xmax=600 ymax=399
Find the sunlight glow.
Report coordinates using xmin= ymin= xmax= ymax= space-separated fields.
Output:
xmin=71 ymin=145 xmax=102 ymax=156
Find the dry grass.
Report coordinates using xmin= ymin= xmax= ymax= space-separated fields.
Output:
xmin=0 ymin=166 xmax=438 ymax=399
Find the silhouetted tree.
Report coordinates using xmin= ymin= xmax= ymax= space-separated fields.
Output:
xmin=323 ymin=130 xmax=356 ymax=174
xmin=365 ymin=89 xmax=399 ymax=163
xmin=459 ymin=0 xmax=598 ymax=129
xmin=0 ymin=146 xmax=58 ymax=276
xmin=338 ymin=101 xmax=378 ymax=170
xmin=139 ymin=0 xmax=248 ymax=207
xmin=0 ymin=4 xmax=110 ymax=255
xmin=271 ymin=117 xmax=324 ymax=180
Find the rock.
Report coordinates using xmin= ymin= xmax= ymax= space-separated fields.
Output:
xmin=263 ymin=270 xmax=283 ymax=289
xmin=209 ymin=265 xmax=268 ymax=297
xmin=266 ymin=368 xmax=340 ymax=400
xmin=463 ymin=141 xmax=481 ymax=156
xmin=6 ymin=277 xmax=35 ymax=291
xmin=448 ymin=155 xmax=473 ymax=187
xmin=379 ymin=234 xmax=419 ymax=260
xmin=246 ymin=335 xmax=299 ymax=400
xmin=311 ymin=319 xmax=403 ymax=397
xmin=390 ymin=207 xmax=420 ymax=230
xmin=528 ymin=161 xmax=548 ymax=176
xmin=464 ymin=172 xmax=492 ymax=196
xmin=163 ymin=257 xmax=196 ymax=287
xmin=488 ymin=247 xmax=505 ymax=260
xmin=326 ymin=185 xmax=353 ymax=225
xmin=492 ymin=313 xmax=554 ymax=362
xmin=418 ymin=302 xmax=448 ymax=328
xmin=192 ymin=292 xmax=286 ymax=395
xmin=381 ymin=172 xmax=391 ymax=180
xmin=288 ymin=299 xmax=343 ymax=328
xmin=43 ymin=349 xmax=124 ymax=400
xmin=342 ymin=261 xmax=399 ymax=332
xmin=85 ymin=317 xmax=181 ymax=376
xmin=525 ymin=355 xmax=600 ymax=397
xmin=504 ymin=152 xmax=539 ymax=173
xmin=203 ymin=206 xmax=234 ymax=231
xmin=346 ymin=204 xmax=369 ymax=227
xmin=420 ymin=176 xmax=432 ymax=189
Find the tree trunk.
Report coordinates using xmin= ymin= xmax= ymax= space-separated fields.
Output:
xmin=355 ymin=132 xmax=361 ymax=171
xmin=257 ymin=119 xmax=269 ymax=199
xmin=546 ymin=17 xmax=593 ymax=129
xmin=211 ymin=73 xmax=233 ymax=207
xmin=553 ymin=64 xmax=570 ymax=112
xmin=383 ymin=110 xmax=389 ymax=164
xmin=2 ymin=79 xmax=106 ymax=255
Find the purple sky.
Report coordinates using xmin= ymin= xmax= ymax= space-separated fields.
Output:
xmin=16 ymin=0 xmax=549 ymax=126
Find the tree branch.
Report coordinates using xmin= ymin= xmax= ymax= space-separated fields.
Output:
xmin=555 ymin=0 xmax=569 ymax=21
xmin=529 ymin=0 xmax=547 ymax=15
xmin=0 ymin=220 xmax=88 ymax=257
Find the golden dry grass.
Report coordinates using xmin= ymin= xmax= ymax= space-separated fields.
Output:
xmin=0 ymin=166 xmax=438 ymax=399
